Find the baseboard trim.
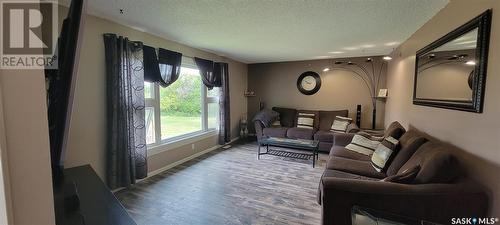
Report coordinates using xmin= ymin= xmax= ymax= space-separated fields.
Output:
xmin=142 ymin=137 xmax=240 ymax=180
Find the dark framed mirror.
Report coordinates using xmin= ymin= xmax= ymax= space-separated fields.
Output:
xmin=413 ymin=9 xmax=491 ymax=113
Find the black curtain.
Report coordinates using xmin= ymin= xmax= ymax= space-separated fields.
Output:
xmin=214 ymin=62 xmax=230 ymax=144
xmin=103 ymin=33 xmax=148 ymax=189
xmin=193 ymin=57 xmax=230 ymax=144
xmin=143 ymin=45 xmax=160 ymax=83
xmin=194 ymin=57 xmax=221 ymax=90
xmin=158 ymin=48 xmax=182 ymax=87
xmin=143 ymin=46 xmax=182 ymax=88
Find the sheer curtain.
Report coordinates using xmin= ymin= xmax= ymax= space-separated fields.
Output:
xmin=157 ymin=48 xmax=182 ymax=87
xmin=143 ymin=46 xmax=182 ymax=87
xmin=194 ymin=57 xmax=220 ymax=90
xmin=103 ymin=33 xmax=148 ymax=189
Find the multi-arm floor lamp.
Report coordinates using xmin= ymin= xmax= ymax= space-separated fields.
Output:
xmin=322 ymin=56 xmax=391 ymax=129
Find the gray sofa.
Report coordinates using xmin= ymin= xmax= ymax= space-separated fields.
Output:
xmin=254 ymin=107 xmax=359 ymax=152
xmin=318 ymin=121 xmax=488 ymax=224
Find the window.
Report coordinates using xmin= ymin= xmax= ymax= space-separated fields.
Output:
xmin=144 ymin=61 xmax=219 ymax=146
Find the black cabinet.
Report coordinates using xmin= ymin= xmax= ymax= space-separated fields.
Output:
xmin=54 ymin=165 xmax=136 ymax=225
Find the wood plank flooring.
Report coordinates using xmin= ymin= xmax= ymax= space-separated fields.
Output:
xmin=115 ymin=141 xmax=328 ymax=225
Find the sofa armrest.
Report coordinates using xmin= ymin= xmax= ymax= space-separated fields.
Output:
xmin=346 ymin=123 xmax=360 ymax=133
xmin=319 ymin=177 xmax=488 ymax=225
xmin=333 ymin=133 xmax=355 ymax=147
xmin=254 ymin=121 xmax=265 ymax=142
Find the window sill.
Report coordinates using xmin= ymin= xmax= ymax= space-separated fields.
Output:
xmin=147 ymin=130 xmax=218 ymax=156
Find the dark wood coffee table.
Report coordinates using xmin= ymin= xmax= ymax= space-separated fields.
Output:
xmin=258 ymin=137 xmax=319 ymax=167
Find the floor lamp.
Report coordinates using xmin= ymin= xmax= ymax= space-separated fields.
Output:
xmin=323 ymin=56 xmax=391 ymax=129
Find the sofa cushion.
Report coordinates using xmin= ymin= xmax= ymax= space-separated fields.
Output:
xmin=371 ymin=136 xmax=400 ymax=172
xmin=416 ymin=151 xmax=459 ymax=184
xmin=323 ymin=169 xmax=379 ymax=181
xmin=317 ymin=169 xmax=378 ymax=204
xmin=286 ymin=127 xmax=314 ymax=140
xmin=383 ymin=121 xmax=406 ymax=139
xmin=296 ymin=110 xmax=319 ymax=129
xmin=345 ymin=132 xmax=383 ymax=156
xmin=346 ymin=123 xmax=360 ymax=133
xmin=296 ymin=112 xmax=315 ymax=129
xmin=333 ymin=133 xmax=356 ymax=147
xmin=386 ymin=130 xmax=427 ymax=176
xmin=263 ymin=127 xmax=288 ymax=138
xmin=318 ymin=110 xmax=348 ymax=131
xmin=271 ymin=119 xmax=281 ymax=127
xmin=326 ymin=157 xmax=386 ymax=179
xmin=399 ymin=142 xmax=460 ymax=184
xmin=272 ymin=107 xmax=297 ymax=127
xmin=314 ymin=130 xmax=335 ymax=143
xmin=382 ymin=165 xmax=420 ymax=184
xmin=329 ymin=146 xmax=371 ymax=161
xmin=330 ymin=116 xmax=353 ymax=133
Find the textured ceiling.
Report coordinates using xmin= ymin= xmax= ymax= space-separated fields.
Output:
xmin=85 ymin=0 xmax=449 ymax=63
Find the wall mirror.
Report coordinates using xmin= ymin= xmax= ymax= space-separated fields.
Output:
xmin=414 ymin=10 xmax=491 ymax=112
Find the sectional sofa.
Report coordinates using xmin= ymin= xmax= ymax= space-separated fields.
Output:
xmin=318 ymin=122 xmax=488 ymax=224
xmin=254 ymin=107 xmax=359 ymax=152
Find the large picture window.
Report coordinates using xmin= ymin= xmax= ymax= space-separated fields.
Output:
xmin=145 ymin=61 xmax=219 ymax=146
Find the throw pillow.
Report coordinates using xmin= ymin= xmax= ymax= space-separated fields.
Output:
xmin=345 ymin=132 xmax=383 ymax=156
xmin=296 ymin=112 xmax=315 ymax=129
xmin=252 ymin=109 xmax=279 ymax=127
xmin=371 ymin=136 xmax=400 ymax=172
xmin=271 ymin=118 xmax=281 ymax=127
xmin=330 ymin=116 xmax=353 ymax=133
xmin=382 ymin=165 xmax=421 ymax=184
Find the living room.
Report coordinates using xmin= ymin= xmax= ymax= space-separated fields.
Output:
xmin=0 ymin=0 xmax=499 ymax=225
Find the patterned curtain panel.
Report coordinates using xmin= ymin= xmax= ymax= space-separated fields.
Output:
xmin=103 ymin=33 xmax=148 ymax=189
xmin=215 ymin=62 xmax=230 ymax=144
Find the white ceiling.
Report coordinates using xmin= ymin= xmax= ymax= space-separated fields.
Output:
xmin=85 ymin=0 xmax=449 ymax=63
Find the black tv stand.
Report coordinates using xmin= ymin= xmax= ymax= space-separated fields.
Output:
xmin=53 ymin=165 xmax=136 ymax=225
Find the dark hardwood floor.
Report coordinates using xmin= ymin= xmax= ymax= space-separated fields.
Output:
xmin=115 ymin=141 xmax=328 ymax=225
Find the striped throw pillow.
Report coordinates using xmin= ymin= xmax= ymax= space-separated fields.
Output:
xmin=345 ymin=132 xmax=383 ymax=156
xmin=371 ymin=136 xmax=399 ymax=172
xmin=330 ymin=116 xmax=353 ymax=133
xmin=296 ymin=113 xmax=315 ymax=129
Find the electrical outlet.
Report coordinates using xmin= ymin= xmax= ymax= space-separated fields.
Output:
xmin=191 ymin=144 xmax=195 ymax=150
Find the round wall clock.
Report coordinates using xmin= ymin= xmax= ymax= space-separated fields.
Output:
xmin=297 ymin=71 xmax=321 ymax=95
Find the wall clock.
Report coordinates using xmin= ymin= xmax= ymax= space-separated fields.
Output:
xmin=297 ymin=71 xmax=321 ymax=95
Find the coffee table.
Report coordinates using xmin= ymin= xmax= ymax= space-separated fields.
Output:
xmin=258 ymin=137 xmax=319 ymax=167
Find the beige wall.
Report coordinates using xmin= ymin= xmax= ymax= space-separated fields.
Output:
xmin=0 ymin=69 xmax=56 ymax=225
xmin=62 ymin=7 xmax=247 ymax=180
xmin=247 ymin=57 xmax=387 ymax=131
xmin=385 ymin=0 xmax=500 ymax=215
xmin=0 ymin=86 xmax=12 ymax=225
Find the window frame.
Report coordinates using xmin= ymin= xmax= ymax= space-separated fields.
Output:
xmin=145 ymin=57 xmax=219 ymax=149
